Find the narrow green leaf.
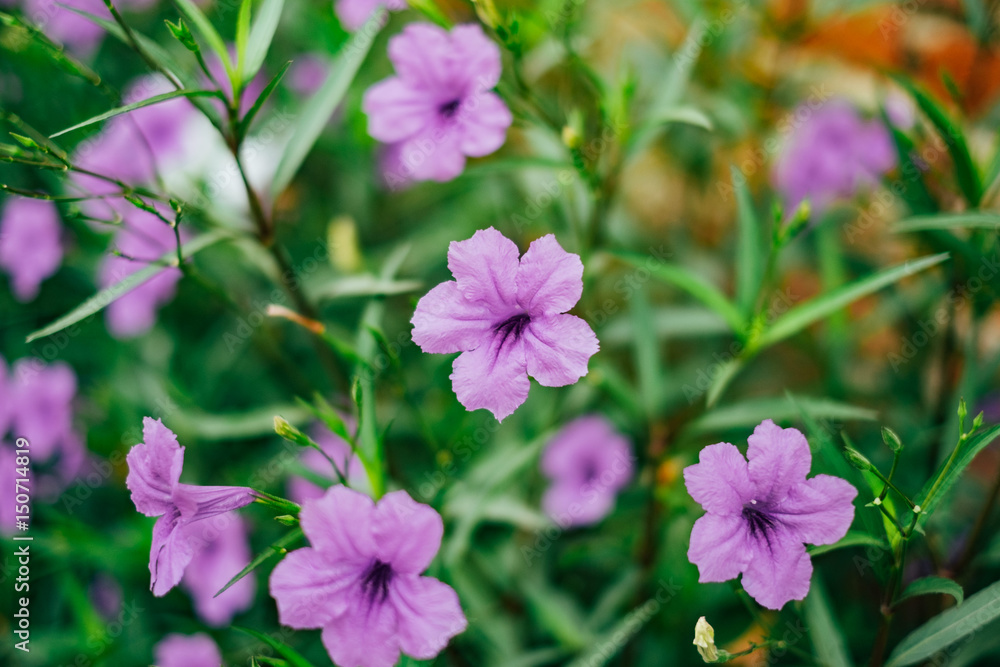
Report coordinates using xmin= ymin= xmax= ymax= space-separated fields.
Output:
xmin=270 ymin=11 xmax=381 ymax=198
xmin=234 ymin=626 xmax=317 ymax=667
xmin=50 ymin=89 xmax=220 ymax=138
xmin=240 ymin=60 xmax=291 ymax=134
xmin=610 ymin=250 xmax=744 ymax=332
xmin=896 ymin=77 xmax=983 ymax=206
xmin=241 ymin=0 xmax=285 ymax=85
xmin=894 ymin=212 xmax=1000 ymax=232
xmin=684 ymin=396 xmax=877 ymax=436
xmin=758 ymin=253 xmax=949 ymax=348
xmin=649 ymin=106 xmax=713 ymax=131
xmin=631 ymin=286 xmax=661 ymax=416
xmin=804 ymin=577 xmax=855 ymax=667
xmin=733 ymin=166 xmax=762 ymax=317
xmin=26 ymin=230 xmax=230 ymax=342
xmin=705 ymin=357 xmax=743 ymax=407
xmin=917 ymin=423 xmax=1000 ymax=524
xmin=885 ymin=579 xmax=1000 ymax=667
xmin=897 ymin=576 xmax=964 ymax=607
xmin=235 ymin=0 xmax=252 ymax=71
xmin=808 ymin=531 xmax=886 ymax=557
xmin=215 ymin=527 xmax=303 ymax=598
xmin=311 ymin=275 xmax=423 ymax=300
xmin=172 ymin=0 xmax=233 ymax=77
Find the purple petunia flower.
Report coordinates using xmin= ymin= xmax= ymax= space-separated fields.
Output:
xmin=412 ymin=228 xmax=599 ymax=421
xmin=9 ymin=358 xmax=77 ymax=462
xmin=269 ymin=486 xmax=467 ymax=667
xmin=153 ymin=632 xmax=224 ymax=667
xmin=126 ymin=417 xmax=254 ymax=597
xmin=773 ymin=100 xmax=895 ymax=216
xmin=287 ymin=423 xmax=369 ymax=505
xmin=335 ymin=0 xmax=406 ymax=31
xmin=362 ymin=23 xmax=512 ymax=182
xmin=0 ymin=197 xmax=63 ymax=302
xmin=683 ymin=419 xmax=857 ymax=610
xmin=541 ymin=416 xmax=634 ymax=527
xmin=181 ymin=515 xmax=256 ymax=627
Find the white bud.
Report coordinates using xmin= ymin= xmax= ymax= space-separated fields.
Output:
xmin=693 ymin=616 xmax=718 ymax=662
xmin=873 ymin=497 xmax=882 ymax=506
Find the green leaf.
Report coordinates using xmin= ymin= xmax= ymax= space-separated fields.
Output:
xmin=216 ymin=528 xmax=303 ymax=598
xmin=311 ymin=275 xmax=423 ymax=301
xmin=631 ymin=285 xmax=661 ymax=416
xmin=270 ymin=11 xmax=381 ymax=198
xmin=705 ymin=357 xmax=743 ymax=407
xmin=684 ymin=396 xmax=877 ymax=436
xmin=897 ymin=576 xmax=964 ymax=607
xmin=809 ymin=531 xmax=886 ymax=557
xmin=732 ymin=166 xmax=762 ymax=317
xmin=758 ymin=253 xmax=949 ymax=348
xmin=235 ymin=0 xmax=252 ymax=72
xmin=917 ymin=423 xmax=1000 ymax=524
xmin=885 ymin=579 xmax=1000 ymax=667
xmin=241 ymin=0 xmax=285 ymax=85
xmin=234 ymin=625 xmax=317 ymax=667
xmin=172 ymin=0 xmax=233 ymax=79
xmin=609 ymin=250 xmax=744 ymax=332
xmin=50 ymin=89 xmax=220 ymax=138
xmin=896 ymin=77 xmax=983 ymax=206
xmin=174 ymin=403 xmax=311 ymax=440
xmin=648 ymin=106 xmax=713 ymax=131
xmin=894 ymin=212 xmax=1000 ymax=232
xmin=804 ymin=577 xmax=855 ymax=667
xmin=239 ymin=60 xmax=291 ymax=134
xmin=26 ymin=230 xmax=231 ymax=343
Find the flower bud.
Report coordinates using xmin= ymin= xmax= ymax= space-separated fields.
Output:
xmin=693 ymin=617 xmax=718 ymax=662
xmin=881 ymin=427 xmax=903 ymax=453
xmin=273 ymin=416 xmax=313 ymax=449
xmin=843 ymin=447 xmax=874 ymax=471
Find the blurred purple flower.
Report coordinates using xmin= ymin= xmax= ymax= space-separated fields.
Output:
xmin=412 ymin=228 xmax=598 ymax=421
xmin=100 ymin=203 xmax=183 ymax=339
xmin=9 ymin=358 xmax=77 ymax=462
xmin=541 ymin=416 xmax=633 ymax=527
xmin=89 ymin=574 xmax=124 ymax=621
xmin=182 ymin=516 xmax=256 ymax=626
xmin=288 ymin=54 xmax=331 ymax=96
xmin=335 ymin=0 xmax=406 ymax=31
xmin=126 ymin=417 xmax=254 ymax=597
xmin=683 ymin=419 xmax=857 ymax=610
xmin=269 ymin=486 xmax=466 ymax=667
xmin=153 ymin=633 xmax=223 ymax=667
xmin=363 ymin=23 xmax=512 ymax=182
xmin=0 ymin=197 xmax=63 ymax=302
xmin=773 ymin=100 xmax=895 ymax=216
xmin=287 ymin=423 xmax=368 ymax=505
xmin=21 ymin=0 xmax=157 ymax=57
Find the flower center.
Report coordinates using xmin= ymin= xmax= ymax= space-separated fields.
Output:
xmin=438 ymin=98 xmax=462 ymax=118
xmin=493 ymin=313 xmax=531 ymax=351
xmin=360 ymin=559 xmax=394 ymax=604
xmin=582 ymin=461 xmax=599 ymax=484
xmin=742 ymin=502 xmax=777 ymax=545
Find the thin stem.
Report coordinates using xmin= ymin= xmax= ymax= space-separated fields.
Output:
xmin=104 ymin=0 xmax=182 ymax=89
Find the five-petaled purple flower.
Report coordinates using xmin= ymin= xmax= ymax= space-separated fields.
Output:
xmin=335 ymin=0 xmax=407 ymax=31
xmin=684 ymin=419 xmax=857 ymax=609
xmin=269 ymin=486 xmax=466 ymax=667
xmin=126 ymin=417 xmax=254 ymax=597
xmin=0 ymin=197 xmax=63 ymax=302
xmin=363 ymin=23 xmax=513 ymax=183
xmin=541 ymin=415 xmax=634 ymax=527
xmin=412 ymin=228 xmax=599 ymax=421
xmin=153 ymin=632 xmax=224 ymax=667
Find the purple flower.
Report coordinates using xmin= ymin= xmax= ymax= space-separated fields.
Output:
xmin=88 ymin=574 xmax=124 ymax=621
xmin=773 ymin=100 xmax=895 ymax=215
xmin=0 ymin=197 xmax=63 ymax=302
xmin=269 ymin=486 xmax=467 ymax=667
xmin=362 ymin=23 xmax=512 ymax=182
xmin=287 ymin=423 xmax=369 ymax=505
xmin=153 ymin=633 xmax=223 ymax=667
xmin=126 ymin=417 xmax=254 ymax=597
xmin=182 ymin=515 xmax=256 ymax=626
xmin=541 ymin=416 xmax=633 ymax=527
xmin=335 ymin=0 xmax=406 ymax=31
xmin=21 ymin=0 xmax=157 ymax=57
xmin=100 ymin=204 xmax=183 ymax=339
xmin=287 ymin=54 xmax=331 ymax=96
xmin=9 ymin=358 xmax=77 ymax=462
xmin=683 ymin=419 xmax=857 ymax=610
xmin=412 ymin=228 xmax=599 ymax=421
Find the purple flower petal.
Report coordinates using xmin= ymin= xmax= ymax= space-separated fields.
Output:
xmin=523 ymin=314 xmax=598 ymax=387
xmin=126 ymin=417 xmax=184 ymax=517
xmin=372 ymin=490 xmax=443 ymax=575
xmin=746 ymin=419 xmax=811 ymax=504
xmin=516 ymin=234 xmax=583 ymax=317
xmin=270 ymin=547 xmax=361 ymax=628
xmin=300 ymin=484 xmax=377 ymax=563
xmin=773 ymin=474 xmax=858 ymax=546
xmin=0 ymin=198 xmax=63 ymax=302
xmin=336 ymin=0 xmax=406 ymax=31
xmin=150 ymin=508 xmax=192 ymax=597
xmin=447 ymin=227 xmax=520 ymax=313
xmin=687 ymin=513 xmax=752 ymax=582
xmin=683 ymin=443 xmax=751 ymax=515
xmin=450 ymin=337 xmax=529 ymax=422
xmin=363 ymin=79 xmax=436 ymax=143
xmin=321 ymin=599 xmax=400 ymax=667
xmin=411 ymin=281 xmax=495 ymax=354
xmin=393 ymin=576 xmax=467 ymax=659
xmin=740 ymin=530 xmax=813 ymax=610
xmin=182 ymin=516 xmax=256 ymax=626
xmin=153 ymin=632 xmax=223 ymax=667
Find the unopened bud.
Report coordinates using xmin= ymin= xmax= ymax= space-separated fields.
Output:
xmin=844 ymin=447 xmax=874 ymax=471
xmin=881 ymin=427 xmax=903 ymax=453
xmin=693 ymin=617 xmax=718 ymax=662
